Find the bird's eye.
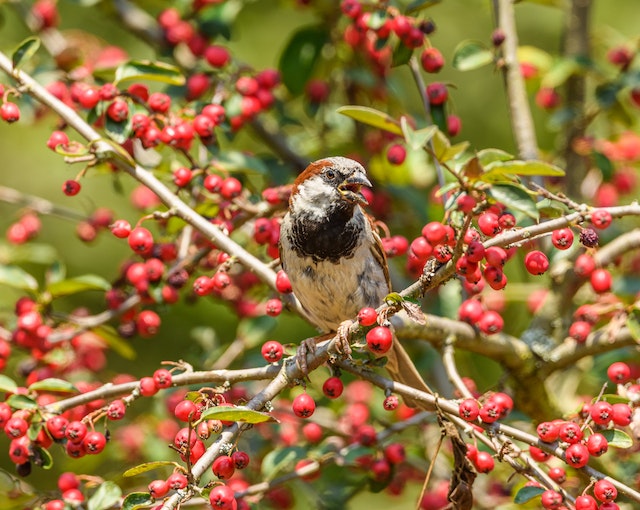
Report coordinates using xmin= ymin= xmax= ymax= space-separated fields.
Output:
xmin=324 ymin=169 xmax=336 ymax=180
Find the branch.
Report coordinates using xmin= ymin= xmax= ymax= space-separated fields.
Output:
xmin=496 ymin=0 xmax=539 ymax=160
xmin=0 ymin=185 xmax=88 ymax=222
xmin=561 ymin=0 xmax=592 ymax=199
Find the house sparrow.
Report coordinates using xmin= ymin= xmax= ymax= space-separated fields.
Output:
xmin=279 ymin=156 xmax=432 ymax=407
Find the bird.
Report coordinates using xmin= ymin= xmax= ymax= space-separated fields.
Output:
xmin=279 ymin=156 xmax=432 ymax=408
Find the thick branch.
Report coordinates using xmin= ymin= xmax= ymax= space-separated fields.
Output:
xmin=497 ymin=0 xmax=539 ymax=160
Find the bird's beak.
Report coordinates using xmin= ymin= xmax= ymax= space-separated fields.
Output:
xmin=338 ymin=169 xmax=372 ymax=205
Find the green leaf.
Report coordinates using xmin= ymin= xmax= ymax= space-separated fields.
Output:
xmin=626 ymin=313 xmax=640 ymax=341
xmin=12 ymin=37 xmax=41 ymax=71
xmin=28 ymin=378 xmax=78 ymax=394
xmin=122 ymin=492 xmax=154 ymax=510
xmin=391 ymin=41 xmax=413 ymax=67
xmin=93 ymin=325 xmax=136 ymax=360
xmin=486 ymin=183 xmax=539 ymax=220
xmin=406 ymin=0 xmax=442 ymax=13
xmin=47 ymin=274 xmax=111 ymax=298
xmin=6 ymin=394 xmax=38 ymax=410
xmin=261 ymin=447 xmax=305 ymax=480
xmin=278 ymin=25 xmax=329 ymax=96
xmin=452 ymin=40 xmax=494 ymax=71
xmin=114 ymin=60 xmax=185 ymax=86
xmin=599 ymin=394 xmax=630 ymax=405
xmin=536 ymin=197 xmax=570 ymax=218
xmin=513 ymin=484 xmax=545 ymax=503
xmin=342 ymin=446 xmax=375 ymax=466
xmin=483 ymin=160 xmax=565 ymax=179
xmin=593 ymin=152 xmax=614 ymax=181
xmin=601 ymin=429 xmax=633 ymax=449
xmin=46 ymin=261 xmax=66 ymax=287
xmin=0 ymin=265 xmax=38 ymax=292
xmin=199 ymin=406 xmax=277 ymax=424
xmin=595 ymin=81 xmax=623 ymax=109
xmin=336 ymin=106 xmax=403 ymax=136
xmin=32 ymin=446 xmax=53 ymax=469
xmin=517 ymin=46 xmax=553 ymax=72
xmin=87 ymin=481 xmax=122 ymax=510
xmin=0 ymin=242 xmax=58 ymax=265
xmin=123 ymin=461 xmax=180 ymax=478
xmin=477 ymin=148 xmax=514 ymax=167
xmin=401 ymin=118 xmax=437 ymax=150
xmin=439 ymin=141 xmax=470 ymax=163
xmin=542 ymin=58 xmax=582 ymax=88
xmin=105 ymin=113 xmax=133 ymax=145
xmin=197 ymin=0 xmax=243 ymax=40
xmin=0 ymin=375 xmax=18 ymax=394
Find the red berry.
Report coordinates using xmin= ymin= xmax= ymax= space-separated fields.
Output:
xmin=383 ymin=395 xmax=399 ymax=410
xmin=172 ymin=167 xmax=193 ymax=187
xmin=322 ymin=376 xmax=344 ymax=399
xmin=136 ymin=310 xmax=161 ymax=337
xmin=474 ymin=451 xmax=495 ymax=473
xmin=558 ymin=421 xmax=583 ymax=444
xmin=611 ymin=403 xmax=632 ymax=427
xmin=46 ymin=130 xmax=69 ymax=150
xmin=477 ymin=212 xmax=501 ymax=236
xmin=107 ymin=399 xmax=126 ymax=420
xmin=148 ymin=479 xmax=169 ymax=499
xmin=231 ymin=450 xmax=250 ymax=469
xmin=591 ymin=209 xmax=612 ymax=229
xmin=386 ymin=143 xmax=407 ymax=165
xmin=5 ymin=417 xmax=29 ymax=438
xmin=541 ymin=489 xmax=563 ymax=509
xmin=265 ymin=298 xmax=282 ymax=317
xmin=212 ymin=455 xmax=235 ymax=479
xmin=152 ymin=368 xmax=172 ymax=389
xmin=485 ymin=246 xmax=508 ymax=267
xmin=420 ymin=47 xmax=445 ymax=73
xmin=292 ymin=393 xmax=316 ymax=418
xmin=275 ymin=270 xmax=292 ymax=293
xmin=575 ymin=495 xmax=598 ymax=510
xmin=477 ymin=310 xmax=504 ymax=334
xmin=65 ymin=420 xmax=87 ymax=443
xmin=357 ymin=307 xmax=377 ymax=326
xmin=524 ymin=250 xmax=549 ymax=275
xmin=590 ymin=268 xmax=612 ymax=293
xmin=573 ymin=253 xmax=596 ymax=278
xmin=366 ymin=326 xmax=393 ymax=354
xmin=536 ymin=421 xmax=560 ymax=443
xmin=205 ymin=45 xmax=231 ymax=68
xmin=535 ymin=87 xmax=561 ymax=109
xmin=1 ymin=102 xmax=20 ymax=123
xmin=594 ymin=479 xmax=617 ymax=502
xmin=459 ymin=398 xmax=480 ymax=421
xmin=548 ymin=466 xmax=566 ymax=484
xmin=569 ymin=320 xmax=591 ymax=343
xmin=167 ymin=472 xmax=188 ymax=490
xmin=590 ymin=401 xmax=613 ymax=425
xmin=57 ymin=472 xmax=79 ymax=492
xmin=383 ymin=443 xmax=406 ymax=464
xmin=208 ymin=484 xmax=236 ymax=509
xmin=83 ymin=430 xmax=106 ymax=454
xmin=261 ymin=340 xmax=284 ymax=363
xmin=174 ymin=399 xmax=198 ymax=422
xmin=564 ymin=442 xmax=589 ymax=468
xmin=551 ymin=228 xmax=574 ymax=250
xmin=220 ymin=177 xmax=243 ymax=199
xmin=586 ymin=432 xmax=608 ymax=457
xmin=106 ymin=99 xmax=129 ymax=122
xmin=148 ymin=92 xmax=171 ymax=113
xmin=128 ymin=227 xmax=154 ymax=255
xmin=426 ymin=82 xmax=448 ymax=105
xmin=62 ymin=179 xmax=81 ymax=196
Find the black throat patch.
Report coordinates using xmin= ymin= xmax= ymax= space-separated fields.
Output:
xmin=287 ymin=203 xmax=363 ymax=263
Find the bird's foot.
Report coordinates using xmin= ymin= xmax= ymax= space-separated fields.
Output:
xmin=296 ymin=337 xmax=318 ymax=375
xmin=334 ymin=320 xmax=354 ymax=357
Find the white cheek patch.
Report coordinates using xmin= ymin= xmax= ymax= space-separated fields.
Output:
xmin=292 ymin=180 xmax=336 ymax=220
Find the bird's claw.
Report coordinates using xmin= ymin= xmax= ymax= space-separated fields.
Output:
xmin=335 ymin=321 xmax=353 ymax=357
xmin=296 ymin=338 xmax=317 ymax=374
